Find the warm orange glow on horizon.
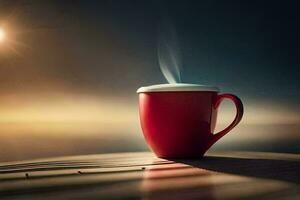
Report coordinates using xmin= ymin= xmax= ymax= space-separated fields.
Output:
xmin=0 ymin=93 xmax=299 ymax=128
xmin=0 ymin=93 xmax=299 ymax=162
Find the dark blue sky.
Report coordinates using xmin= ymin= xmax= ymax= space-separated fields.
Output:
xmin=0 ymin=0 xmax=299 ymax=108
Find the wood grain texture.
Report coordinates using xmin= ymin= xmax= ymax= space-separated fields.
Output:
xmin=0 ymin=151 xmax=299 ymax=200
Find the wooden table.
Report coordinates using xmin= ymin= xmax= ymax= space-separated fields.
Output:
xmin=0 ymin=151 xmax=299 ymax=199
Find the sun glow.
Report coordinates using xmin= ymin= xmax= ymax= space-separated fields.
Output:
xmin=0 ymin=27 xmax=5 ymax=42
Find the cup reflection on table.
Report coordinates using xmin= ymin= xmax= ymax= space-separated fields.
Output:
xmin=141 ymin=162 xmax=215 ymax=199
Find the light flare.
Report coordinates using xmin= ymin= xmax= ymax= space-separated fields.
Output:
xmin=0 ymin=27 xmax=6 ymax=42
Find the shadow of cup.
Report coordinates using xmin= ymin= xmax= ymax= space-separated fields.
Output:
xmin=171 ymin=156 xmax=300 ymax=184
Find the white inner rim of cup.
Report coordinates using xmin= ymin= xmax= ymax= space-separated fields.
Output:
xmin=137 ymin=84 xmax=220 ymax=93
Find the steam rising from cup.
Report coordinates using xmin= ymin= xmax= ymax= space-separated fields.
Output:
xmin=158 ymin=21 xmax=182 ymax=83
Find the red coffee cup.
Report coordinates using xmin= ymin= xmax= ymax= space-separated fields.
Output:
xmin=137 ymin=84 xmax=244 ymax=158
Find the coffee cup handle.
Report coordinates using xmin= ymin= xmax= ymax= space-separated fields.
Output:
xmin=211 ymin=93 xmax=244 ymax=144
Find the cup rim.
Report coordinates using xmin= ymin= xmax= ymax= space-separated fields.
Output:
xmin=137 ymin=83 xmax=220 ymax=93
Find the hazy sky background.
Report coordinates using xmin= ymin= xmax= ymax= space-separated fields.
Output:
xmin=0 ymin=0 xmax=299 ymax=100
xmin=0 ymin=0 xmax=299 ymax=161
